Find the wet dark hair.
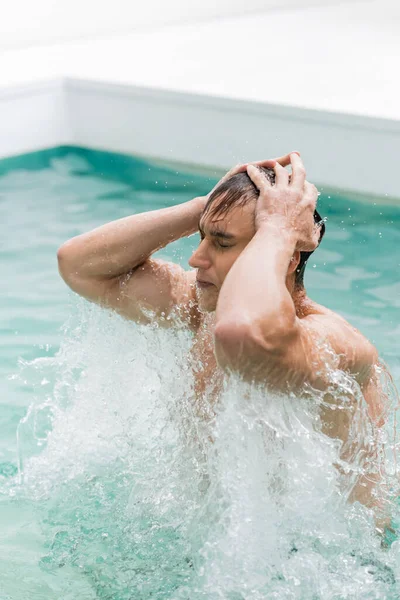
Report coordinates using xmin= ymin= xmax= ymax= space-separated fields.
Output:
xmin=202 ymin=167 xmax=325 ymax=287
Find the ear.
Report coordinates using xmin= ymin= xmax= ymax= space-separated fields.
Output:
xmin=288 ymin=250 xmax=301 ymax=275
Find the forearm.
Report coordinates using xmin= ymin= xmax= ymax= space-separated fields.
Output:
xmin=58 ymin=196 xmax=205 ymax=280
xmin=216 ymin=223 xmax=297 ymax=341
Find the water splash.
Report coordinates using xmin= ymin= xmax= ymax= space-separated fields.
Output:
xmin=4 ymin=302 xmax=400 ymax=599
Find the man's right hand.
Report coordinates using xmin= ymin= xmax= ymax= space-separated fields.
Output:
xmin=208 ymin=153 xmax=294 ymax=197
xmin=57 ymin=153 xmax=296 ymax=330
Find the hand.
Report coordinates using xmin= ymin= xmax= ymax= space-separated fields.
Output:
xmin=209 ymin=153 xmax=294 ymax=197
xmin=247 ymin=153 xmax=320 ymax=252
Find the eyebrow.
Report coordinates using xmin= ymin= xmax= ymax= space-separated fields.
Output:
xmin=198 ymin=224 xmax=236 ymax=240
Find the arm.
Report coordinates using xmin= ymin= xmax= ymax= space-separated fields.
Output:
xmin=57 ymin=196 xmax=206 ymax=326
xmin=57 ymin=158 xmax=287 ymax=327
xmin=213 ymin=154 xmax=375 ymax=390
xmin=214 ymin=222 xmax=304 ymax=386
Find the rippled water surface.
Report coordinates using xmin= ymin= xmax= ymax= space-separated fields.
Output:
xmin=1 ymin=147 xmax=400 ymax=599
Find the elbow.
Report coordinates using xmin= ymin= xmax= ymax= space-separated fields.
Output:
xmin=214 ymin=319 xmax=252 ymax=350
xmin=57 ymin=239 xmax=82 ymax=282
xmin=57 ymin=243 xmax=68 ymax=267
xmin=213 ymin=321 xmax=250 ymax=373
xmin=57 ymin=243 xmax=69 ymax=277
xmin=214 ymin=318 xmax=292 ymax=373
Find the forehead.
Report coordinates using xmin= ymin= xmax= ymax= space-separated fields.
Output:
xmin=200 ymin=201 xmax=256 ymax=236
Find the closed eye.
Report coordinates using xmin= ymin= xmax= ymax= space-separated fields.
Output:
xmin=215 ymin=239 xmax=232 ymax=249
xmin=199 ymin=234 xmax=229 ymax=248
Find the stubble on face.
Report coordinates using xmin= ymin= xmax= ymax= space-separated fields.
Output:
xmin=194 ymin=202 xmax=257 ymax=313
xmin=196 ymin=285 xmax=219 ymax=313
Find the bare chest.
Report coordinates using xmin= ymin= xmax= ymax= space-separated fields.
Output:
xmin=189 ymin=319 xmax=223 ymax=412
xmin=188 ymin=323 xmax=365 ymax=448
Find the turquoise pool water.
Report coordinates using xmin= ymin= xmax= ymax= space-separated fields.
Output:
xmin=1 ymin=147 xmax=400 ymax=599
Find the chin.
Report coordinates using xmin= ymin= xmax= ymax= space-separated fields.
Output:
xmin=196 ymin=288 xmax=218 ymax=313
xmin=198 ymin=302 xmax=217 ymax=313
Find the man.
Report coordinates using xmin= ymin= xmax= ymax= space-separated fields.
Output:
xmin=57 ymin=152 xmax=388 ymax=529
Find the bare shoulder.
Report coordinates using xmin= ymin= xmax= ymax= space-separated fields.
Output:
xmin=299 ymin=299 xmax=378 ymax=384
xmin=302 ymin=301 xmax=391 ymax=428
xmin=123 ymin=260 xmax=201 ymax=330
xmin=73 ymin=257 xmax=201 ymax=330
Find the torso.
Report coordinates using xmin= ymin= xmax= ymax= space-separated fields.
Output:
xmin=188 ymin=294 xmax=381 ymax=446
xmin=189 ymin=313 xmax=224 ymax=419
xmin=186 ymin=292 xmax=389 ymax=517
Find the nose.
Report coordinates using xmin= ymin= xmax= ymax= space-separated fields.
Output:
xmin=188 ymin=240 xmax=212 ymax=270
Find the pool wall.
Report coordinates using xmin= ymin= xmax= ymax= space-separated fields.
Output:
xmin=1 ymin=77 xmax=400 ymax=201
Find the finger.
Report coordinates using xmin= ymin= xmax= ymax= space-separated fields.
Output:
xmin=246 ymin=164 xmax=273 ymax=190
xmin=290 ymin=153 xmax=306 ymax=189
xmin=257 ymin=152 xmax=299 ymax=169
xmin=214 ymin=163 xmax=248 ymax=190
xmin=231 ymin=163 xmax=248 ymax=175
xmin=312 ymin=228 xmax=321 ymax=249
xmin=304 ymin=181 xmax=318 ymax=208
xmin=274 ymin=162 xmax=290 ymax=187
xmin=224 ymin=163 xmax=248 ymax=181
xmin=252 ymin=159 xmax=277 ymax=169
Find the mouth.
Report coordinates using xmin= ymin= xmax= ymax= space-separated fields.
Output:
xmin=196 ymin=279 xmax=215 ymax=289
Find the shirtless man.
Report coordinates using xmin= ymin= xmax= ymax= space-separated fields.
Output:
xmin=57 ymin=153 xmax=388 ymax=529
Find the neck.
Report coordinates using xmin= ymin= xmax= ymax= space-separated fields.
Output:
xmin=291 ymin=284 xmax=315 ymax=319
xmin=286 ymin=273 xmax=301 ymax=296
xmin=286 ymin=273 xmax=306 ymax=306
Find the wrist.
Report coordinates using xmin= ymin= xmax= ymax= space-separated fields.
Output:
xmin=256 ymin=218 xmax=297 ymax=245
xmin=181 ymin=196 xmax=206 ymax=235
xmin=190 ymin=195 xmax=207 ymax=214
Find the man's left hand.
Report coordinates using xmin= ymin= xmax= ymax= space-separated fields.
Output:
xmin=247 ymin=152 xmax=321 ymax=252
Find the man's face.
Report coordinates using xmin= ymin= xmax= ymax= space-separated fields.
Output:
xmin=188 ymin=200 xmax=256 ymax=312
